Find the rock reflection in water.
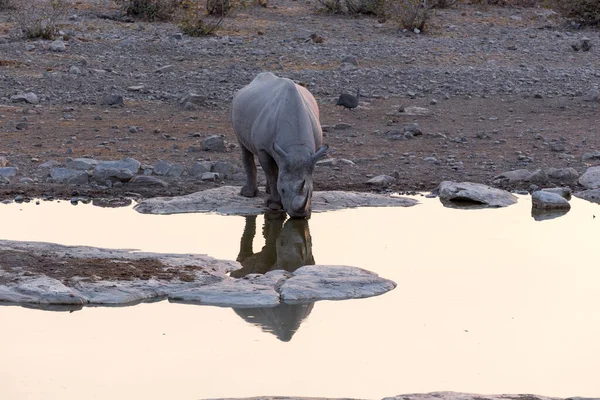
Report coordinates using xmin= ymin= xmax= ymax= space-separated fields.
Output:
xmin=531 ymin=208 xmax=570 ymax=221
xmin=232 ymin=213 xmax=315 ymax=341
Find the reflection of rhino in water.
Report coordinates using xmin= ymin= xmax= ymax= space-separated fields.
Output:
xmin=231 ymin=213 xmax=314 ymax=278
xmin=232 ymin=213 xmax=315 ymax=341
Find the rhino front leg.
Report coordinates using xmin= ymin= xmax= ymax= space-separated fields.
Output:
xmin=258 ymin=150 xmax=282 ymax=210
xmin=240 ymin=144 xmax=258 ymax=197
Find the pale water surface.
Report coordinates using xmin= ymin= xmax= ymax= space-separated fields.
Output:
xmin=1 ymin=196 xmax=600 ymax=400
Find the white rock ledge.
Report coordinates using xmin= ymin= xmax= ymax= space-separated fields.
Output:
xmin=134 ymin=186 xmax=418 ymax=215
xmin=206 ymin=392 xmax=581 ymax=400
xmin=0 ymin=240 xmax=396 ymax=309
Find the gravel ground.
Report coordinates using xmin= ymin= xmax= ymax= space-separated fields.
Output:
xmin=0 ymin=0 xmax=599 ymax=202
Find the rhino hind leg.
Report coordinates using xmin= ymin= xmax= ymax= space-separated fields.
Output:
xmin=240 ymin=144 xmax=258 ymax=197
xmin=258 ymin=150 xmax=282 ymax=210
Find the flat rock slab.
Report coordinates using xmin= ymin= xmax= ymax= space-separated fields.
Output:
xmin=437 ymin=181 xmax=518 ymax=208
xmin=0 ymin=240 xmax=396 ymax=309
xmin=206 ymin=393 xmax=568 ymax=400
xmin=574 ymin=189 xmax=600 ymax=204
xmin=134 ymin=186 xmax=418 ymax=215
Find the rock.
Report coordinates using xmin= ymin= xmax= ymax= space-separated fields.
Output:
xmin=201 ymin=135 xmax=226 ymax=152
xmin=545 ymin=167 xmax=579 ymax=183
xmin=587 ymin=89 xmax=600 ymax=103
xmin=437 ymin=181 xmax=518 ymax=207
xmin=179 ymin=93 xmax=206 ymax=107
xmin=91 ymin=168 xmax=133 ymax=183
xmin=67 ymin=158 xmax=98 ymax=171
xmin=0 ymin=176 xmax=9 ymax=185
xmin=190 ymin=161 xmax=212 ymax=176
xmin=212 ymin=161 xmax=236 ymax=178
xmin=579 ymin=166 xmax=600 ymax=189
xmin=49 ymin=168 xmax=89 ymax=184
xmin=493 ymin=169 xmax=534 ymax=183
xmin=529 ymin=168 xmax=549 ymax=184
xmin=0 ymin=167 xmax=17 ymax=178
xmin=333 ymin=123 xmax=352 ymax=130
xmin=39 ymin=160 xmax=61 ymax=169
xmin=200 ymin=172 xmax=220 ymax=181
xmin=128 ymin=175 xmax=169 ymax=188
xmin=532 ymin=190 xmax=570 ymax=210
xmin=280 ymin=265 xmax=396 ymax=303
xmin=15 ymin=121 xmax=29 ymax=130
xmin=69 ymin=65 xmax=81 ymax=75
xmin=50 ymin=40 xmax=66 ymax=52
xmin=170 ymin=280 xmax=280 ymax=308
xmin=367 ymin=174 xmax=395 ymax=186
xmin=541 ymin=187 xmax=572 ymax=199
xmin=316 ymin=158 xmax=336 ymax=167
xmin=155 ymin=64 xmax=174 ymax=73
xmin=582 ymin=151 xmax=600 ymax=162
xmin=0 ymin=275 xmax=86 ymax=305
xmin=403 ymin=123 xmax=422 ymax=136
xmin=134 ymin=186 xmax=418 ymax=215
xmin=101 ymin=94 xmax=123 ymax=106
xmin=340 ymin=55 xmax=358 ymax=66
xmin=19 ymin=177 xmax=34 ymax=184
xmin=95 ymin=158 xmax=140 ymax=174
xmin=11 ymin=92 xmax=39 ymax=104
xmin=574 ymin=188 xmax=600 ymax=204
xmin=0 ymin=156 xmax=7 ymax=167
xmin=153 ymin=160 xmax=173 ymax=175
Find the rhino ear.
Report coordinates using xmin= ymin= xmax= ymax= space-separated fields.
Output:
xmin=312 ymin=144 xmax=328 ymax=163
xmin=273 ymin=143 xmax=288 ymax=158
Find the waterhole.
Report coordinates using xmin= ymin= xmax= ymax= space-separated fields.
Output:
xmin=1 ymin=196 xmax=599 ymax=399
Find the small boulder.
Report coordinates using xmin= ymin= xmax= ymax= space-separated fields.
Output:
xmin=101 ymin=94 xmax=123 ymax=106
xmin=67 ymin=158 xmax=98 ymax=171
xmin=212 ymin=161 xmax=235 ymax=178
xmin=579 ymin=166 xmax=600 ymax=189
xmin=532 ymin=190 xmax=570 ymax=210
xmin=190 ymin=161 xmax=212 ymax=177
xmin=128 ymin=175 xmax=169 ymax=188
xmin=0 ymin=167 xmax=18 ymax=178
xmin=437 ymin=181 xmax=518 ymax=207
xmin=50 ymin=40 xmax=66 ymax=52
xmin=201 ymin=135 xmax=226 ymax=152
xmin=11 ymin=92 xmax=39 ymax=104
xmin=367 ymin=174 xmax=395 ymax=186
xmin=50 ymin=168 xmax=89 ymax=184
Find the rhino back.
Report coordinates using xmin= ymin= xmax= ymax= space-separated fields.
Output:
xmin=232 ymin=72 xmax=322 ymax=156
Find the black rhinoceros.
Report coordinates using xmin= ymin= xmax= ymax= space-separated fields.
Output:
xmin=231 ymin=72 xmax=328 ymax=218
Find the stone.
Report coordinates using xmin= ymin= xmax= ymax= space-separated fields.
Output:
xmin=212 ymin=161 xmax=236 ymax=178
xmin=179 ymin=93 xmax=206 ymax=106
xmin=541 ymin=187 xmax=572 ymax=199
xmin=50 ymin=40 xmax=66 ymax=52
xmin=11 ymin=92 xmax=39 ymax=104
xmin=574 ymin=188 xmax=600 ymax=204
xmin=0 ymin=176 xmax=9 ymax=185
xmin=367 ymin=174 xmax=395 ymax=186
xmin=545 ymin=167 xmax=579 ymax=183
xmin=128 ymin=175 xmax=169 ymax=188
xmin=403 ymin=123 xmax=422 ymax=136
xmin=200 ymin=172 xmax=220 ymax=181
xmin=101 ymin=94 xmax=123 ymax=106
xmin=190 ymin=161 xmax=212 ymax=176
xmin=134 ymin=186 xmax=418 ymax=216
xmin=316 ymin=158 xmax=336 ymax=167
xmin=39 ymin=160 xmax=61 ymax=169
xmin=18 ymin=177 xmax=34 ymax=184
xmin=91 ymin=168 xmax=133 ymax=183
xmin=340 ymin=55 xmax=358 ymax=66
xmin=153 ymin=160 xmax=173 ymax=175
xmin=582 ymin=151 xmax=600 ymax=162
xmin=155 ymin=64 xmax=174 ymax=73
xmin=95 ymin=158 xmax=140 ymax=174
xmin=437 ymin=181 xmax=518 ymax=207
xmin=280 ymin=265 xmax=396 ymax=303
xmin=0 ymin=167 xmax=17 ymax=178
xmin=201 ymin=135 xmax=226 ymax=152
xmin=493 ymin=169 xmax=534 ymax=183
xmin=49 ymin=168 xmax=89 ymax=184
xmin=169 ymin=280 xmax=280 ymax=308
xmin=532 ymin=190 xmax=570 ymax=210
xmin=67 ymin=158 xmax=98 ymax=171
xmin=0 ymin=157 xmax=7 ymax=167
xmin=333 ymin=123 xmax=352 ymax=130
xmin=15 ymin=121 xmax=29 ymax=130
xmin=578 ymin=166 xmax=600 ymax=189
xmin=68 ymin=65 xmax=81 ymax=75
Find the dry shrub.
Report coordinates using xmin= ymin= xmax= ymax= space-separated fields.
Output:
xmin=550 ymin=0 xmax=600 ymax=26
xmin=11 ymin=0 xmax=71 ymax=39
xmin=379 ymin=0 xmax=434 ymax=30
xmin=113 ymin=0 xmax=182 ymax=21
xmin=178 ymin=0 xmax=225 ymax=35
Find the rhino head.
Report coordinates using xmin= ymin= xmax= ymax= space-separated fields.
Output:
xmin=274 ymin=143 xmax=328 ymax=218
